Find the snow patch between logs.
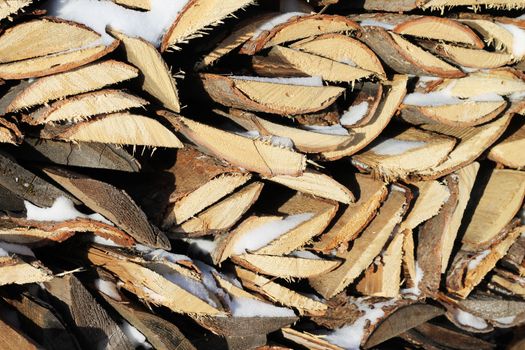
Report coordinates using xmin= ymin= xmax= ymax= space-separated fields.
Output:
xmin=25 ymin=196 xmax=112 ymax=224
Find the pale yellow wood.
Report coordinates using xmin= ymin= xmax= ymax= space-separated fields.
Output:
xmin=214 ymin=274 xmax=263 ymax=301
xmin=161 ymin=0 xmax=254 ymax=50
xmin=353 ymin=127 xmax=456 ymax=181
xmin=166 ymin=173 xmax=251 ymax=226
xmin=109 ymin=29 xmax=180 ymax=112
xmin=418 ymin=113 xmax=512 ymax=179
xmin=441 ymin=162 xmax=480 ymax=272
xmin=31 ymin=89 xmax=148 ymax=124
xmin=112 ymin=0 xmax=151 ymax=10
xmin=163 ymin=114 xmax=307 ymax=177
xmin=460 ymin=19 xmax=514 ymax=53
xmin=0 ymin=0 xmax=32 ymax=21
xmin=422 ymin=0 xmax=525 ymax=10
xmin=236 ymin=266 xmax=327 ymax=316
xmin=291 ymin=34 xmax=385 ymax=77
xmin=309 ymin=186 xmax=409 ymax=298
xmin=266 ymin=169 xmax=354 ymax=204
xmin=0 ymin=18 xmax=100 ymax=63
xmin=439 ymin=70 xmax=525 ymax=99
xmin=416 ymin=101 xmax=507 ymax=126
xmin=176 ymin=182 xmax=263 ymax=234
xmin=55 ymin=113 xmax=183 ymax=148
xmin=402 ymin=229 xmax=417 ymax=288
xmin=321 ymin=75 xmax=408 ymax=160
xmin=488 ymin=123 xmax=525 ymax=169
xmin=282 ymin=328 xmax=344 ymax=350
xmin=232 ymin=253 xmax=340 ymax=278
xmin=0 ymin=256 xmax=52 ymax=285
xmin=400 ymin=180 xmax=450 ymax=231
xmin=461 ymin=169 xmax=525 ymax=251
xmin=313 ymin=174 xmax=388 ymax=252
xmin=435 ymin=43 xmax=515 ymax=68
xmin=7 ymin=60 xmax=139 ymax=112
xmin=268 ymin=45 xmax=374 ymax=82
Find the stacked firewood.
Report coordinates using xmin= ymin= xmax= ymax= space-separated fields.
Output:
xmin=0 ymin=0 xmax=524 ymax=349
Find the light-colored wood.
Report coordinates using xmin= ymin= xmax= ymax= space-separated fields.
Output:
xmin=108 ymin=28 xmax=180 ymax=112
xmin=0 ymin=255 xmax=52 ymax=286
xmin=174 ymin=182 xmax=263 ymax=235
xmin=241 ymin=14 xmax=359 ymax=54
xmin=0 ymin=41 xmax=119 ymax=79
xmin=461 ymin=169 xmax=525 ymax=252
xmin=488 ymin=122 xmax=525 ymax=169
xmin=402 ymin=229 xmax=417 ymax=288
xmin=282 ymin=328 xmax=343 ymax=350
xmin=0 ymin=0 xmax=32 ymax=21
xmin=235 ymin=266 xmax=327 ymax=316
xmin=0 ymin=318 xmax=39 ymax=350
xmin=309 ymin=185 xmax=410 ymax=298
xmin=162 ymin=113 xmax=307 ymax=177
xmin=87 ymin=247 xmax=223 ymax=315
xmin=232 ymin=253 xmax=340 ymax=278
xmin=112 ymin=0 xmax=151 ymax=10
xmin=266 ymin=169 xmax=355 ymax=204
xmin=421 ymin=0 xmax=525 ymax=10
xmin=29 ymin=89 xmax=147 ymax=125
xmin=50 ymin=113 xmax=183 ymax=148
xmin=201 ymin=73 xmax=345 ymax=115
xmin=161 ymin=0 xmax=255 ymax=51
xmin=290 ymin=34 xmax=385 ymax=77
xmin=356 ymin=232 xmax=404 ymax=297
xmin=429 ymin=43 xmax=515 ymax=68
xmin=6 ymin=60 xmax=138 ymax=112
xmin=417 ymin=113 xmax=512 ymax=179
xmin=352 ymin=127 xmax=456 ymax=181
xmin=321 ymin=75 xmax=408 ymax=160
xmin=0 ymin=18 xmax=100 ymax=63
xmin=313 ymin=174 xmax=388 ymax=252
xmin=213 ymin=274 xmax=263 ymax=301
xmin=267 ymin=45 xmax=374 ymax=82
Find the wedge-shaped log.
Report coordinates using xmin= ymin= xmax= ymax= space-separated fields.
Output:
xmin=0 ymin=250 xmax=52 ymax=286
xmin=0 ymin=17 xmax=101 ymax=63
xmin=416 ymin=113 xmax=512 ymax=180
xmin=109 ymin=29 xmax=180 ymax=112
xmin=232 ymin=253 xmax=340 ymax=279
xmin=290 ymin=34 xmax=385 ymax=77
xmin=200 ymin=74 xmax=344 ymax=115
xmin=43 ymin=113 xmax=183 ymax=148
xmin=447 ymin=223 xmax=524 ymax=298
xmin=0 ymin=1 xmax=33 ymax=21
xmin=162 ymin=112 xmax=306 ymax=177
xmin=425 ymin=42 xmax=515 ymax=69
xmin=321 ymin=75 xmax=408 ymax=160
xmin=265 ymin=169 xmax=354 ymax=204
xmin=87 ymin=246 xmax=222 ymax=315
xmin=340 ymin=82 xmax=384 ymax=128
xmin=281 ymin=328 xmax=343 ymax=350
xmin=43 ymin=167 xmax=170 ymax=249
xmin=173 ymin=182 xmax=263 ymax=236
xmin=28 ymin=89 xmax=147 ymax=125
xmin=235 ymin=266 xmax=327 ymax=316
xmin=352 ymin=127 xmax=456 ymax=181
xmin=488 ymin=120 xmax=525 ymax=169
xmin=309 ymin=185 xmax=411 ymax=298
xmin=44 ymin=275 xmax=134 ymax=350
xmin=313 ymin=174 xmax=388 ymax=253
xmin=267 ymin=46 xmax=375 ymax=82
xmin=360 ymin=27 xmax=464 ymax=78
xmin=0 ymin=119 xmax=21 ymax=145
xmin=0 ymin=40 xmax=119 ymax=80
xmin=0 ymin=317 xmax=40 ymax=350
xmin=160 ymin=0 xmax=255 ymax=51
xmin=241 ymin=14 xmax=359 ymax=54
xmin=461 ymin=169 xmax=525 ymax=252
xmin=6 ymin=60 xmax=139 ymax=112
xmin=356 ymin=231 xmax=404 ymax=297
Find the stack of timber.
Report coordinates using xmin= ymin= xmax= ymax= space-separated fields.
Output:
xmin=0 ymin=0 xmax=524 ymax=349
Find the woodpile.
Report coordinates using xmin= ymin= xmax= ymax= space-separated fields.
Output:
xmin=0 ymin=0 xmax=525 ymax=349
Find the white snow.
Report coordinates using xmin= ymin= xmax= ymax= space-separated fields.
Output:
xmin=48 ymin=0 xmax=190 ymax=46
xmin=289 ymin=250 xmax=321 ymax=260
xmin=324 ymin=298 xmax=397 ymax=350
xmin=302 ymin=124 xmax=350 ymax=136
xmin=340 ymin=57 xmax=357 ymax=67
xmin=0 ymin=242 xmax=35 ymax=257
xmin=229 ymin=297 xmax=296 ymax=317
xmin=25 ymin=196 xmax=112 ymax=225
xmin=121 ymin=321 xmax=152 ymax=349
xmin=401 ymin=262 xmax=424 ymax=297
xmin=232 ymin=213 xmax=314 ymax=255
xmin=232 ymin=75 xmax=323 ymax=87
xmin=510 ymin=91 xmax=525 ymax=101
xmin=369 ymin=139 xmax=426 ymax=156
xmin=235 ymin=130 xmax=261 ymax=139
xmin=467 ymin=250 xmax=490 ymax=270
xmin=471 ymin=93 xmax=505 ymax=102
xmin=143 ymin=249 xmax=192 ymax=263
xmin=184 ymin=238 xmax=217 ymax=256
xmin=94 ymin=279 xmax=122 ymax=301
xmin=494 ymin=316 xmax=516 ymax=325
xmin=91 ymin=236 xmax=122 ymax=247
xmin=252 ymin=12 xmax=306 ymax=40
xmin=455 ymin=309 xmax=488 ymax=329
xmin=359 ymin=19 xmax=394 ymax=30
xmin=498 ymin=23 xmax=525 ymax=57
xmin=0 ymin=248 xmax=8 ymax=257
xmin=268 ymin=136 xmax=294 ymax=149
xmin=340 ymin=101 xmax=369 ymax=126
